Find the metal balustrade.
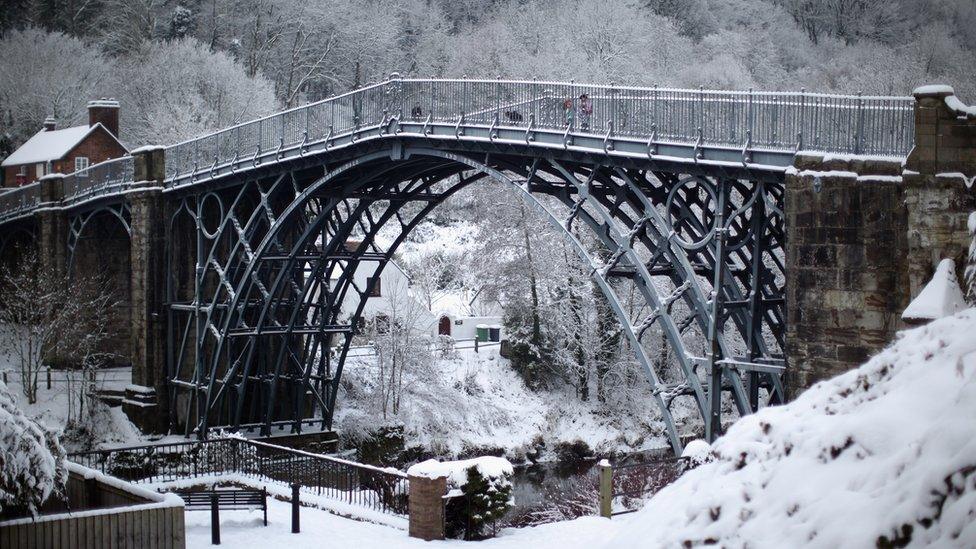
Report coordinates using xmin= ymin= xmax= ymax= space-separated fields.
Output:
xmin=162 ymin=78 xmax=915 ymax=186
xmin=0 ymin=183 xmax=41 ymax=224
xmin=0 ymin=77 xmax=916 ymax=221
xmin=68 ymin=437 xmax=409 ymax=516
xmin=62 ymin=155 xmax=135 ymax=206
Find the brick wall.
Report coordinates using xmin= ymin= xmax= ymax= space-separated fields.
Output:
xmin=54 ymin=127 xmax=127 ymax=174
xmin=408 ymin=475 xmax=446 ymax=541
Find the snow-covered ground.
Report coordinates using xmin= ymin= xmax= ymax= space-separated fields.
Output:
xmin=184 ymin=496 xmax=618 ymax=549
xmin=337 ymin=345 xmax=683 ymax=460
xmin=0 ymin=362 xmax=151 ymax=451
xmin=608 ymin=309 xmax=976 ymax=548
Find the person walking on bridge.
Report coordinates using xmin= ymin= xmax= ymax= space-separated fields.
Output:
xmin=563 ymin=98 xmax=575 ymax=128
xmin=578 ymin=93 xmax=593 ymax=131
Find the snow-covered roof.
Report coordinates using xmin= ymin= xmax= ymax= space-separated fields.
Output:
xmin=902 ymin=258 xmax=968 ymax=321
xmin=1 ymin=123 xmax=125 ymax=167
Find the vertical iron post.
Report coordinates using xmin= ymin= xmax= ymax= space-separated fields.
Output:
xmin=609 ymin=82 xmax=617 ymax=131
xmin=747 ymin=88 xmax=754 ymax=145
xmin=706 ymin=180 xmax=728 ymax=443
xmin=291 ymin=483 xmax=301 ymax=533
xmin=211 ymin=492 xmax=221 ymax=545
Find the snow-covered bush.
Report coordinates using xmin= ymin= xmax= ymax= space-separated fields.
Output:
xmin=606 ymin=309 xmax=976 ymax=548
xmin=680 ymin=438 xmax=713 ymax=468
xmin=408 ymin=456 xmax=514 ymax=540
xmin=0 ymin=380 xmax=67 ymax=517
xmin=435 ymin=334 xmax=457 ymax=359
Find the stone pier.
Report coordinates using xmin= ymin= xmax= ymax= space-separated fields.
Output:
xmin=122 ymin=147 xmax=169 ymax=433
xmin=785 ymin=86 xmax=976 ymax=393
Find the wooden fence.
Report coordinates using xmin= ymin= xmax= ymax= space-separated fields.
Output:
xmin=0 ymin=463 xmax=186 ymax=549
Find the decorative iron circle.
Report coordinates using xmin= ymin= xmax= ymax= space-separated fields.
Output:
xmin=199 ymin=192 xmax=224 ymax=240
xmin=665 ymin=176 xmax=718 ymax=250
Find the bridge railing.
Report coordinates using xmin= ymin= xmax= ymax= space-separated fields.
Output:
xmin=161 ymin=78 xmax=915 ymax=186
xmin=62 ymin=155 xmax=135 ymax=206
xmin=0 ymin=78 xmax=918 ymax=217
xmin=0 ymin=182 xmax=41 ymax=224
xmin=68 ymin=437 xmax=409 ymax=516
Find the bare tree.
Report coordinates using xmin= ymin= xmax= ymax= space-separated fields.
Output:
xmin=367 ymin=282 xmax=433 ymax=419
xmin=0 ymin=247 xmax=116 ymax=405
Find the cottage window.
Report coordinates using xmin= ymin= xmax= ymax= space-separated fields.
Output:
xmin=75 ymin=156 xmax=90 ymax=175
xmin=35 ymin=163 xmax=45 ymax=178
xmin=18 ymin=165 xmax=27 ymax=176
xmin=367 ymin=276 xmax=381 ymax=297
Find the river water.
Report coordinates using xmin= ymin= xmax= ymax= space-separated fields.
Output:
xmin=503 ymin=447 xmax=677 ymax=526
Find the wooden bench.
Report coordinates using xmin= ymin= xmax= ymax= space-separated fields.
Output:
xmin=174 ymin=488 xmax=267 ymax=544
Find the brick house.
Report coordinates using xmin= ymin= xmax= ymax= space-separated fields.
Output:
xmin=1 ymin=100 xmax=128 ymax=188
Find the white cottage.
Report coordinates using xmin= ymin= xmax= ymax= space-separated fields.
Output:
xmin=329 ymin=240 xmax=437 ymax=335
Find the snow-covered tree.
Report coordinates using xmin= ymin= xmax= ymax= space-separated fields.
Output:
xmin=114 ymin=37 xmax=278 ymax=145
xmin=0 ymin=379 xmax=67 ymax=517
xmin=366 ymin=282 xmax=434 ymax=419
xmin=0 ymin=247 xmax=116 ymax=405
xmin=0 ymin=28 xmax=113 ymax=159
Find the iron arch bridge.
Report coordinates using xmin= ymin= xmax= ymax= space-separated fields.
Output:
xmin=0 ymin=77 xmax=916 ymax=453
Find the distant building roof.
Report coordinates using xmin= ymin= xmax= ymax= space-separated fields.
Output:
xmin=1 ymin=123 xmax=125 ymax=167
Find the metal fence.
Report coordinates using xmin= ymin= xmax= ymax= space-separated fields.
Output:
xmin=0 ymin=78 xmax=917 ymax=219
xmin=62 ymin=156 xmax=134 ymax=206
xmin=69 ymin=437 xmax=409 ymax=516
xmin=163 ymin=78 xmax=915 ymax=184
xmin=0 ymin=183 xmax=40 ymax=224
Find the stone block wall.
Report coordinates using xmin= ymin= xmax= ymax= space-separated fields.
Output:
xmin=786 ymin=86 xmax=976 ymax=394
xmin=123 ymin=147 xmax=169 ymax=433
xmin=785 ymin=156 xmax=909 ymax=392
xmin=904 ymin=86 xmax=976 ymax=296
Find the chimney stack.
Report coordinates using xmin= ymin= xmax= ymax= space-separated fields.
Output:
xmin=43 ymin=116 xmax=56 ymax=131
xmin=88 ymin=98 xmax=120 ymax=138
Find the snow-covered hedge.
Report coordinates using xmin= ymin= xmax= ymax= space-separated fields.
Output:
xmin=408 ymin=456 xmax=514 ymax=539
xmin=0 ymin=380 xmax=67 ymax=516
xmin=607 ymin=309 xmax=976 ymax=548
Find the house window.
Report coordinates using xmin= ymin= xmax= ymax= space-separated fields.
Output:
xmin=367 ymin=276 xmax=381 ymax=297
xmin=35 ymin=163 xmax=45 ymax=178
xmin=75 ymin=156 xmax=90 ymax=175
xmin=18 ymin=165 xmax=27 ymax=176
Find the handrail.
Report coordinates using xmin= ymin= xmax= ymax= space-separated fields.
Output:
xmin=0 ymin=77 xmax=917 ymax=222
xmin=162 ymin=78 xmax=915 ymax=185
xmin=68 ymin=436 xmax=409 ymax=516
xmin=0 ymin=182 xmax=41 ymax=223
xmin=62 ymin=155 xmax=134 ymax=206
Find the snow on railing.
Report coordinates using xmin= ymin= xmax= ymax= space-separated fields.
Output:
xmin=0 ymin=182 xmax=41 ymax=223
xmin=162 ymin=77 xmax=915 ymax=185
xmin=62 ymin=155 xmax=134 ymax=206
xmin=68 ymin=436 xmax=409 ymax=517
xmin=0 ymin=78 xmax=917 ymax=220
